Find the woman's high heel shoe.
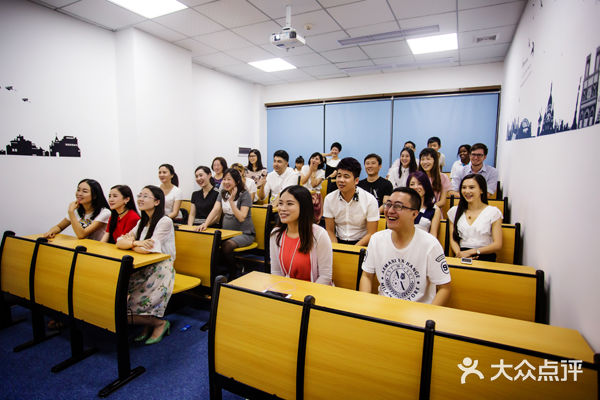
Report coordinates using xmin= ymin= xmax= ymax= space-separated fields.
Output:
xmin=145 ymin=320 xmax=170 ymax=345
xmin=134 ymin=330 xmax=151 ymax=343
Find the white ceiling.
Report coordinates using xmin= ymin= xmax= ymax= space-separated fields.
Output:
xmin=31 ymin=0 xmax=526 ymax=86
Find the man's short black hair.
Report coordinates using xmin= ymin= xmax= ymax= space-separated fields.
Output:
xmin=392 ymin=187 xmax=422 ymax=210
xmin=471 ymin=143 xmax=488 ymax=155
xmin=273 ymin=149 xmax=289 ymax=162
xmin=363 ymin=153 xmax=382 ymax=165
xmin=427 ymin=136 xmax=441 ymax=146
xmin=336 ymin=157 xmax=361 ymax=179
xmin=330 ymin=142 xmax=342 ymax=151
xmin=404 ymin=140 xmax=416 ymax=148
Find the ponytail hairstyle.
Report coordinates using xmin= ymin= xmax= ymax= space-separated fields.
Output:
xmin=418 ymin=148 xmax=441 ymax=192
xmin=107 ymin=185 xmax=138 ymax=244
xmin=77 ymin=178 xmax=109 ymax=220
xmin=195 ymin=165 xmax=215 ymax=186
xmin=136 ymin=185 xmax=165 ymax=240
xmin=452 ymin=174 xmax=488 ymax=243
xmin=398 ymin=147 xmax=417 ymax=182
xmin=159 ymin=163 xmax=179 ymax=186
xmin=272 ymin=185 xmax=315 ymax=254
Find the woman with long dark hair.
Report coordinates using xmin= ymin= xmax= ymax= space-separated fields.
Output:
xmin=447 ymin=174 xmax=502 ymax=262
xmin=188 ymin=166 xmax=218 ymax=225
xmin=408 ymin=171 xmax=441 ymax=238
xmin=388 ymin=147 xmax=417 ymax=188
xmin=43 ymin=178 xmax=110 ymax=241
xmin=212 ymin=157 xmax=228 ymax=189
xmin=418 ymin=148 xmax=450 ymax=208
xmin=270 ymin=185 xmax=332 ymax=285
xmin=101 ymin=185 xmax=140 ymax=244
xmin=158 ymin=163 xmax=183 ymax=220
xmin=300 ymin=152 xmax=326 ymax=223
xmin=117 ymin=185 xmax=175 ymax=345
xmin=198 ymin=168 xmax=255 ymax=279
xmin=245 ymin=149 xmax=267 ymax=187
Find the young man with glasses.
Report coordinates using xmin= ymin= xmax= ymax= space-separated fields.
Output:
xmin=450 ymin=143 xmax=498 ymax=197
xmin=359 ymin=187 xmax=451 ymax=305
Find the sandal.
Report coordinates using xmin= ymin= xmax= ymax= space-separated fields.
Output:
xmin=47 ymin=319 xmax=64 ymax=330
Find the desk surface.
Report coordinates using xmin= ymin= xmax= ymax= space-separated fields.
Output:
xmin=446 ymin=257 xmax=537 ymax=275
xmin=331 ymin=242 xmax=366 ymax=253
xmin=176 ymin=226 xmax=242 ymax=240
xmin=26 ymin=234 xmax=169 ymax=268
xmin=230 ymin=272 xmax=595 ymax=363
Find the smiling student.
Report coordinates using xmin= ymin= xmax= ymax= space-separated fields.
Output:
xmin=270 ymin=185 xmax=332 ymax=285
xmin=188 ymin=166 xmax=218 ymax=226
xmin=323 ymin=157 xmax=379 ymax=246
xmin=257 ymin=150 xmax=298 ymax=205
xmin=158 ymin=163 xmax=183 ymax=220
xmin=358 ymin=153 xmax=393 ymax=212
xmin=419 ymin=148 xmax=451 ymax=208
xmin=101 ymin=185 xmax=140 ymax=244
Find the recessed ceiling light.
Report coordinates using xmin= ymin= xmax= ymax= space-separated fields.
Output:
xmin=107 ymin=0 xmax=187 ymax=19
xmin=248 ymin=58 xmax=296 ymax=72
xmin=407 ymin=33 xmax=458 ymax=55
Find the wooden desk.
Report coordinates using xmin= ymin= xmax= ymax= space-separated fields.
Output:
xmin=176 ymin=226 xmax=241 ymax=240
xmin=446 ymin=257 xmax=535 ymax=274
xmin=25 ymin=234 xmax=169 ymax=268
xmin=331 ymin=242 xmax=366 ymax=253
xmin=230 ymin=272 xmax=594 ymax=363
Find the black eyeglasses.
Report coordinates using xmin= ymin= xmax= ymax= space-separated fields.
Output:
xmin=384 ymin=202 xmax=417 ymax=212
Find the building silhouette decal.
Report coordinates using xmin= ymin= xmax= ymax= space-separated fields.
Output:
xmin=507 ymin=44 xmax=600 ymax=141
xmin=1 ymin=134 xmax=81 ymax=157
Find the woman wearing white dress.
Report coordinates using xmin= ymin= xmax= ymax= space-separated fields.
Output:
xmin=387 ymin=147 xmax=417 ymax=188
xmin=158 ymin=163 xmax=183 ymax=220
xmin=448 ymin=174 xmax=502 ymax=262
xmin=117 ymin=185 xmax=175 ymax=345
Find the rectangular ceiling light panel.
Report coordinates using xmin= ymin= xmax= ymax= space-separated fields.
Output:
xmin=108 ymin=0 xmax=187 ymax=19
xmin=407 ymin=33 xmax=458 ymax=55
xmin=249 ymin=58 xmax=297 ymax=72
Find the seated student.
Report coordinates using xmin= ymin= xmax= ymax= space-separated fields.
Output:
xmin=245 ymin=149 xmax=267 ymax=187
xmin=101 ymin=185 xmax=140 ymax=244
xmin=408 ymin=171 xmax=441 ymax=238
xmin=323 ymin=157 xmax=379 ymax=246
xmin=270 ymin=185 xmax=332 ymax=285
xmin=322 ymin=142 xmax=342 ymax=193
xmin=427 ymin=136 xmax=446 ymax=171
xmin=257 ymin=150 xmax=298 ymax=205
xmin=358 ymin=153 xmax=393 ymax=212
xmin=188 ymin=166 xmax=218 ymax=225
xmin=419 ymin=148 xmax=451 ymax=209
xmin=231 ymin=163 xmax=257 ymax=202
xmin=197 ymin=168 xmax=255 ymax=279
xmin=158 ymin=164 xmax=183 ymax=221
xmin=294 ymin=155 xmax=304 ymax=174
xmin=387 ymin=147 xmax=417 ymax=189
xmin=359 ymin=187 xmax=451 ymax=305
xmin=211 ymin=156 xmax=228 ymax=189
xmin=300 ymin=152 xmax=326 ymax=223
xmin=450 ymin=144 xmax=471 ymax=183
xmin=117 ymin=185 xmax=175 ymax=345
xmin=43 ymin=178 xmax=111 ymax=241
xmin=447 ymin=174 xmax=502 ymax=262
xmin=450 ymin=143 xmax=498 ymax=197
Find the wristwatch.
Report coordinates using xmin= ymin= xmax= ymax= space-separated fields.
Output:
xmin=476 ymin=248 xmax=481 ymax=256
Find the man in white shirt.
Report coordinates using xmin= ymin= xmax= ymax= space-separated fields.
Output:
xmin=450 ymin=143 xmax=498 ymax=197
xmin=359 ymin=187 xmax=451 ymax=305
xmin=323 ymin=157 xmax=379 ymax=246
xmin=258 ymin=150 xmax=298 ymax=204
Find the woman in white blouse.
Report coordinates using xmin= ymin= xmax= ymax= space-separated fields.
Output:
xmin=387 ymin=147 xmax=418 ymax=188
xmin=117 ymin=185 xmax=175 ymax=345
xmin=447 ymin=174 xmax=503 ymax=262
xmin=158 ymin=163 xmax=183 ymax=221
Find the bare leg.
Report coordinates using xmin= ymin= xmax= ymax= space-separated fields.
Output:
xmin=130 ymin=315 xmax=167 ymax=339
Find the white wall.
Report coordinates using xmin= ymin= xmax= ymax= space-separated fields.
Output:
xmin=262 ymin=62 xmax=504 ymax=104
xmin=0 ymin=0 xmax=120 ymax=236
xmin=497 ymin=0 xmax=600 ymax=350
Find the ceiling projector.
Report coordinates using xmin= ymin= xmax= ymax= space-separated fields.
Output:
xmin=270 ymin=27 xmax=305 ymax=50
xmin=270 ymin=5 xmax=305 ymax=50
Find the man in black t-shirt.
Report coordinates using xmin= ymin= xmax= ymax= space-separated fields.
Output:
xmin=358 ymin=153 xmax=393 ymax=213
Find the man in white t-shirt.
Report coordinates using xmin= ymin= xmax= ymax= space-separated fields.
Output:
xmin=359 ymin=187 xmax=451 ymax=305
xmin=258 ymin=150 xmax=299 ymax=205
xmin=323 ymin=157 xmax=379 ymax=246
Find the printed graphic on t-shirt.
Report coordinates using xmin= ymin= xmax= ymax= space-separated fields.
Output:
xmin=380 ymin=258 xmax=422 ymax=300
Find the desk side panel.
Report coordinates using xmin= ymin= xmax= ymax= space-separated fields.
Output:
xmin=174 ymin=231 xmax=214 ymax=287
xmin=446 ymin=267 xmax=537 ymax=321
xmin=34 ymin=245 xmax=73 ymax=314
xmin=304 ymin=309 xmax=423 ymax=400
xmin=332 ymin=251 xmax=361 ymax=290
xmin=430 ymin=336 xmax=597 ymax=399
xmin=214 ymin=286 xmax=301 ymax=399
xmin=0 ymin=237 xmax=34 ymax=299
xmin=72 ymin=254 xmax=120 ymax=332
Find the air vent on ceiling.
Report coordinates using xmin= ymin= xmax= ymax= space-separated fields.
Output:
xmin=474 ymin=34 xmax=498 ymax=44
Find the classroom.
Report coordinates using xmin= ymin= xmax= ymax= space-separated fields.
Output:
xmin=0 ymin=0 xmax=598 ymax=398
